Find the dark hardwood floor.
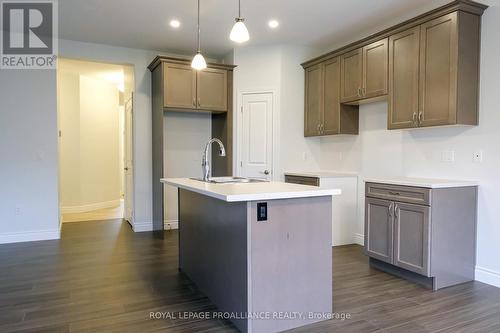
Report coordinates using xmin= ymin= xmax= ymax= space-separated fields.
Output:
xmin=0 ymin=220 xmax=499 ymax=333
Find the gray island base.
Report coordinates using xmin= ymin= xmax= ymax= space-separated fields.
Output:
xmin=163 ymin=178 xmax=341 ymax=333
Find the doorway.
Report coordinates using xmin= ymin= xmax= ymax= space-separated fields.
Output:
xmin=57 ymin=58 xmax=134 ymax=225
xmin=237 ymin=91 xmax=275 ymax=180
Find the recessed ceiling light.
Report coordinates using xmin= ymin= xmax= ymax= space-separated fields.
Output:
xmin=169 ymin=19 xmax=181 ymax=28
xmin=268 ymin=20 xmax=279 ymax=29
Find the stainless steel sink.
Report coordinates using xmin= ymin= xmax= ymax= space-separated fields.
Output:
xmin=191 ymin=176 xmax=267 ymax=184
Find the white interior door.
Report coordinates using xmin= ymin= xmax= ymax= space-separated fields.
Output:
xmin=240 ymin=92 xmax=273 ymax=180
xmin=124 ymin=94 xmax=134 ymax=222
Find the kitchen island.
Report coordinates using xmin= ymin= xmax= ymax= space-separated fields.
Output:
xmin=161 ymin=178 xmax=341 ymax=333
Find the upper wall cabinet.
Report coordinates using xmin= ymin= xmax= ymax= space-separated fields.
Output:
xmin=197 ymin=68 xmax=228 ymax=112
xmin=388 ymin=27 xmax=420 ymax=129
xmin=340 ymin=39 xmax=388 ymax=104
xmin=164 ymin=63 xmax=197 ymax=109
xmin=150 ymin=57 xmax=234 ymax=113
xmin=303 ymin=0 xmax=486 ymax=135
xmin=389 ymin=11 xmax=481 ymax=129
xmin=305 ymin=58 xmax=358 ymax=137
xmin=340 ymin=48 xmax=363 ymax=103
xmin=363 ymin=39 xmax=389 ymax=99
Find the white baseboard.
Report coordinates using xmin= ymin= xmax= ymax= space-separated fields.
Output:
xmin=61 ymin=199 xmax=121 ymax=214
xmin=475 ymin=266 xmax=500 ymax=288
xmin=354 ymin=233 xmax=364 ymax=246
xmin=133 ymin=221 xmax=153 ymax=232
xmin=0 ymin=229 xmax=60 ymax=244
xmin=164 ymin=220 xmax=179 ymax=230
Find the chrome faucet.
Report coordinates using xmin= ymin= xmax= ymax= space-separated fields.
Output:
xmin=202 ymin=138 xmax=226 ymax=181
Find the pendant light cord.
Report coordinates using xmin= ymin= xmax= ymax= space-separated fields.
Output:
xmin=197 ymin=0 xmax=201 ymax=53
xmin=238 ymin=0 xmax=241 ymax=18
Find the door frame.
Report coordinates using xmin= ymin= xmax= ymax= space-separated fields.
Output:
xmin=235 ymin=89 xmax=280 ymax=181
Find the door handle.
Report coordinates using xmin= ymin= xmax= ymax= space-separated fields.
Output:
xmin=124 ymin=167 xmax=129 ymax=171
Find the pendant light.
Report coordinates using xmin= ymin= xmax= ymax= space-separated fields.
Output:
xmin=191 ymin=0 xmax=207 ymax=70
xmin=229 ymin=0 xmax=249 ymax=43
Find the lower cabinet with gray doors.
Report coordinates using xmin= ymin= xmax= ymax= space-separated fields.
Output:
xmin=364 ymin=180 xmax=478 ymax=290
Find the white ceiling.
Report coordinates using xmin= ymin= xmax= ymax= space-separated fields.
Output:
xmin=59 ymin=0 xmax=452 ymax=59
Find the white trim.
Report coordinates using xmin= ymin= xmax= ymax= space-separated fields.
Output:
xmin=235 ymin=88 xmax=280 ymax=181
xmin=164 ymin=220 xmax=179 ymax=230
xmin=61 ymin=199 xmax=121 ymax=214
xmin=475 ymin=266 xmax=500 ymax=288
xmin=132 ymin=221 xmax=153 ymax=232
xmin=0 ymin=229 xmax=60 ymax=244
xmin=354 ymin=233 xmax=364 ymax=246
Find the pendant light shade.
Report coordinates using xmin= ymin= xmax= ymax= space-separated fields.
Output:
xmin=191 ymin=0 xmax=206 ymax=70
xmin=230 ymin=0 xmax=249 ymax=43
xmin=191 ymin=52 xmax=207 ymax=70
xmin=230 ymin=18 xmax=249 ymax=43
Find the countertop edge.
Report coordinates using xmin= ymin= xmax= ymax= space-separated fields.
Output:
xmin=162 ymin=179 xmax=341 ymax=202
xmin=364 ymin=178 xmax=479 ymax=189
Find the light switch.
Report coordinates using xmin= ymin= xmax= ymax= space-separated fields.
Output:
xmin=441 ymin=150 xmax=455 ymax=163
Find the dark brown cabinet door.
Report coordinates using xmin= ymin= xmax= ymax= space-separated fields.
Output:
xmin=340 ymin=48 xmax=363 ymax=103
xmin=197 ymin=68 xmax=228 ymax=112
xmin=393 ymin=202 xmax=430 ymax=276
xmin=304 ymin=64 xmax=323 ymax=137
xmin=365 ymin=197 xmax=394 ymax=264
xmin=322 ymin=57 xmax=340 ymax=135
xmin=363 ymin=39 xmax=388 ymax=99
xmin=388 ymin=27 xmax=421 ymax=129
xmin=163 ymin=64 xmax=197 ymax=109
xmin=419 ymin=12 xmax=458 ymax=127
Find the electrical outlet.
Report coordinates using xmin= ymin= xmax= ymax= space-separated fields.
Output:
xmin=473 ymin=151 xmax=483 ymax=163
xmin=441 ymin=150 xmax=455 ymax=163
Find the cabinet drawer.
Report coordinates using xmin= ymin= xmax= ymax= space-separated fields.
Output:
xmin=285 ymin=175 xmax=320 ymax=187
xmin=366 ymin=182 xmax=430 ymax=205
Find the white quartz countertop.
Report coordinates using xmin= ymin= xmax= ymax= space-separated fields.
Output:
xmin=161 ymin=178 xmax=342 ymax=202
xmin=285 ymin=170 xmax=357 ymax=178
xmin=364 ymin=177 xmax=479 ymax=188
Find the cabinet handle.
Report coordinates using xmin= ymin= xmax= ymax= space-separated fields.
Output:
xmin=362 ymin=88 xmax=366 ymax=96
xmin=357 ymin=88 xmax=362 ymax=97
xmin=320 ymin=124 xmax=324 ymax=134
xmin=193 ymin=98 xmax=196 ymax=107
xmin=317 ymin=124 xmax=321 ymax=133
xmin=418 ymin=111 xmax=423 ymax=124
xmin=412 ymin=112 xmax=417 ymax=126
xmin=389 ymin=202 xmax=394 ymax=217
xmin=394 ymin=203 xmax=399 ymax=219
xmin=388 ymin=191 xmax=401 ymax=196
xmin=197 ymin=98 xmax=201 ymax=107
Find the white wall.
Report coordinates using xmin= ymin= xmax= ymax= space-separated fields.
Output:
xmin=163 ymin=112 xmax=212 ymax=226
xmin=58 ymin=70 xmax=81 ymax=207
xmin=232 ymin=45 xmax=322 ymax=180
xmin=79 ymin=75 xmax=121 ymax=207
xmin=0 ymin=70 xmax=60 ymax=243
xmin=318 ymin=4 xmax=500 ymax=287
